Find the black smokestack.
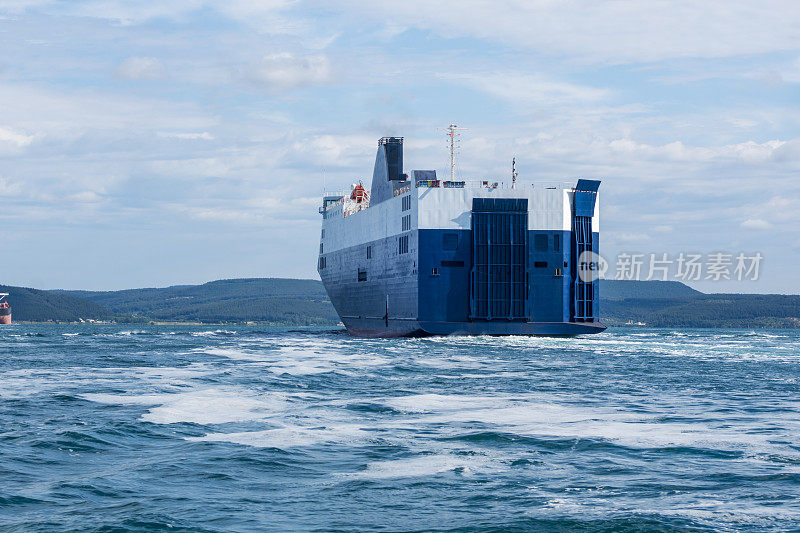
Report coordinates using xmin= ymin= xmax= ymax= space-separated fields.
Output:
xmin=379 ymin=137 xmax=403 ymax=181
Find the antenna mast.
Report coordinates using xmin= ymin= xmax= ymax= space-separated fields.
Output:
xmin=445 ymin=124 xmax=467 ymax=180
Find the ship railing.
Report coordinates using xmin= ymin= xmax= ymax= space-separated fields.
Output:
xmin=320 ymin=194 xmax=376 ymax=219
xmin=414 ymin=179 xmax=576 ymax=190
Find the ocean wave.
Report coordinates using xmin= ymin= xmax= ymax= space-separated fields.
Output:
xmin=4 ymin=325 xmax=800 ymax=531
xmin=83 ymin=387 xmax=291 ymax=425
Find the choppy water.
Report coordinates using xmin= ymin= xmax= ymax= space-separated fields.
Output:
xmin=2 ymin=325 xmax=800 ymax=531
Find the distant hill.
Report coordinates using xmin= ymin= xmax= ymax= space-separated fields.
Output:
xmin=600 ymin=279 xmax=701 ymax=300
xmin=599 ymin=281 xmax=800 ymax=328
xmin=3 ymin=277 xmax=797 ymax=328
xmin=61 ymin=278 xmax=339 ymax=325
xmin=0 ymin=284 xmax=114 ymax=322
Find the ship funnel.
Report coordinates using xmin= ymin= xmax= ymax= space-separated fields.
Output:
xmin=370 ymin=136 xmax=406 ymax=205
xmin=379 ymin=137 xmax=403 ymax=182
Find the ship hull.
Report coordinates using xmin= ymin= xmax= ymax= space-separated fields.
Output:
xmin=0 ymin=311 xmax=10 ymax=325
xmin=320 ymin=227 xmax=605 ymax=338
xmin=343 ymin=317 xmax=605 ymax=338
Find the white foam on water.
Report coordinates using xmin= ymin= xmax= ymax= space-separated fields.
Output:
xmin=269 ymin=344 xmax=390 ymax=375
xmin=435 ymin=371 xmax=527 ymax=379
xmin=194 ymin=341 xmax=390 ymax=375
xmin=384 ymin=393 xmax=511 ymax=413
xmin=379 ymin=393 xmax=800 ymax=459
xmin=267 ymin=346 xmax=337 ymax=375
xmin=0 ymin=365 xmax=206 ymax=399
xmin=83 ymin=387 xmax=290 ymax=425
xmin=82 ymin=392 xmax=171 ymax=406
xmin=646 ymin=504 xmax=800 ymax=527
xmin=0 ymin=369 xmax=67 ymax=398
xmin=188 ymin=424 xmax=370 ymax=449
xmin=196 ymin=347 xmax=265 ymax=360
xmin=341 ymin=453 xmax=508 ymax=479
xmin=415 ymin=354 xmax=487 ymax=370
xmin=190 ymin=330 xmax=236 ymax=337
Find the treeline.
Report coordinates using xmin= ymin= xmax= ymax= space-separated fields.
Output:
xmin=3 ymin=278 xmax=799 ymax=328
xmin=60 ymin=278 xmax=339 ymax=325
xmin=602 ymin=294 xmax=800 ymax=328
xmin=0 ymin=285 xmax=114 ymax=322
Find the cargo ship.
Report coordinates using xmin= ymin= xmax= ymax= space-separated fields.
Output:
xmin=0 ymin=293 xmax=10 ymax=324
xmin=317 ymin=128 xmax=604 ymax=337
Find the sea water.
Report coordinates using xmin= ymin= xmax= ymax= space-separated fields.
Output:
xmin=1 ymin=325 xmax=800 ymax=531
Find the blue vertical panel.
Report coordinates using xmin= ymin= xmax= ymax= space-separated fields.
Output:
xmin=592 ymin=231 xmax=600 ymax=321
xmin=470 ymin=198 xmax=528 ymax=321
xmin=417 ymin=229 xmax=472 ymax=323
xmin=572 ymin=216 xmax=594 ymax=321
xmin=529 ymin=230 xmax=570 ymax=322
xmin=574 ymin=191 xmax=597 ymax=217
xmin=571 ymin=180 xmax=600 ymax=323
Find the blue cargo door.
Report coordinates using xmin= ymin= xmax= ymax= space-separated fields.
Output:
xmin=571 ymin=179 xmax=600 ymax=322
xmin=470 ymin=198 xmax=528 ymax=321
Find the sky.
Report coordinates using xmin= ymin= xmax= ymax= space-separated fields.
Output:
xmin=0 ymin=0 xmax=799 ymax=292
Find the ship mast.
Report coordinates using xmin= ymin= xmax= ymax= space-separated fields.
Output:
xmin=512 ymin=157 xmax=518 ymax=189
xmin=445 ymin=124 xmax=466 ymax=181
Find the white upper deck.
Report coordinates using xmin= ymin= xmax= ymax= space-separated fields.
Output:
xmin=414 ymin=179 xmax=598 ymax=232
xmin=319 ymin=178 xmax=599 ymax=254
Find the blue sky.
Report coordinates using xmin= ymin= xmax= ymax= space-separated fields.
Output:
xmin=0 ymin=0 xmax=799 ymax=292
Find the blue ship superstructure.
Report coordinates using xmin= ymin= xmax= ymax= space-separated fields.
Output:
xmin=318 ymin=136 xmax=604 ymax=337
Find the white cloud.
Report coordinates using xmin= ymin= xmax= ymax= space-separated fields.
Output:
xmin=0 ymin=126 xmax=34 ymax=148
xmin=741 ymin=218 xmax=772 ymax=230
xmin=607 ymin=232 xmax=651 ymax=244
xmin=607 ymin=138 xmax=793 ymax=164
xmin=117 ymin=56 xmax=165 ymax=80
xmin=0 ymin=176 xmax=23 ymax=196
xmin=442 ymin=72 xmax=608 ymax=107
xmin=246 ymin=52 xmax=331 ymax=90
xmin=0 ymin=0 xmax=52 ymax=14
xmin=157 ymin=131 xmax=214 ymax=140
xmin=345 ymin=0 xmax=800 ymax=64
xmin=0 ymin=83 xmax=215 ymax=134
xmin=67 ymin=190 xmax=103 ymax=203
xmin=285 ymin=134 xmax=374 ymax=168
xmin=55 ymin=1 xmax=205 ymax=25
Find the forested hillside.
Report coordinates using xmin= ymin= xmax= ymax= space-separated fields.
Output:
xmin=600 ymin=282 xmax=800 ymax=328
xmin=2 ymin=277 xmax=797 ymax=327
xmin=62 ymin=278 xmax=339 ymax=325
xmin=599 ymin=280 xmax=701 ymax=300
xmin=0 ymin=285 xmax=114 ymax=322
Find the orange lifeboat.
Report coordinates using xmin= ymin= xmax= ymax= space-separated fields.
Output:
xmin=351 ymin=183 xmax=367 ymax=203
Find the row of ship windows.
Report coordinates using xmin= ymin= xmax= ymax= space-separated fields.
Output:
xmin=318 ymin=235 xmax=410 ymax=270
xmin=320 ymin=259 xmax=568 ymax=277
xmin=352 ymin=266 xmax=567 ymax=282
xmin=320 ymin=239 xmax=568 ymax=269
xmin=437 ymin=233 xmax=559 ymax=252
xmin=320 ymin=247 xmax=569 ymax=271
xmin=321 ymin=218 xmax=563 ymax=251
